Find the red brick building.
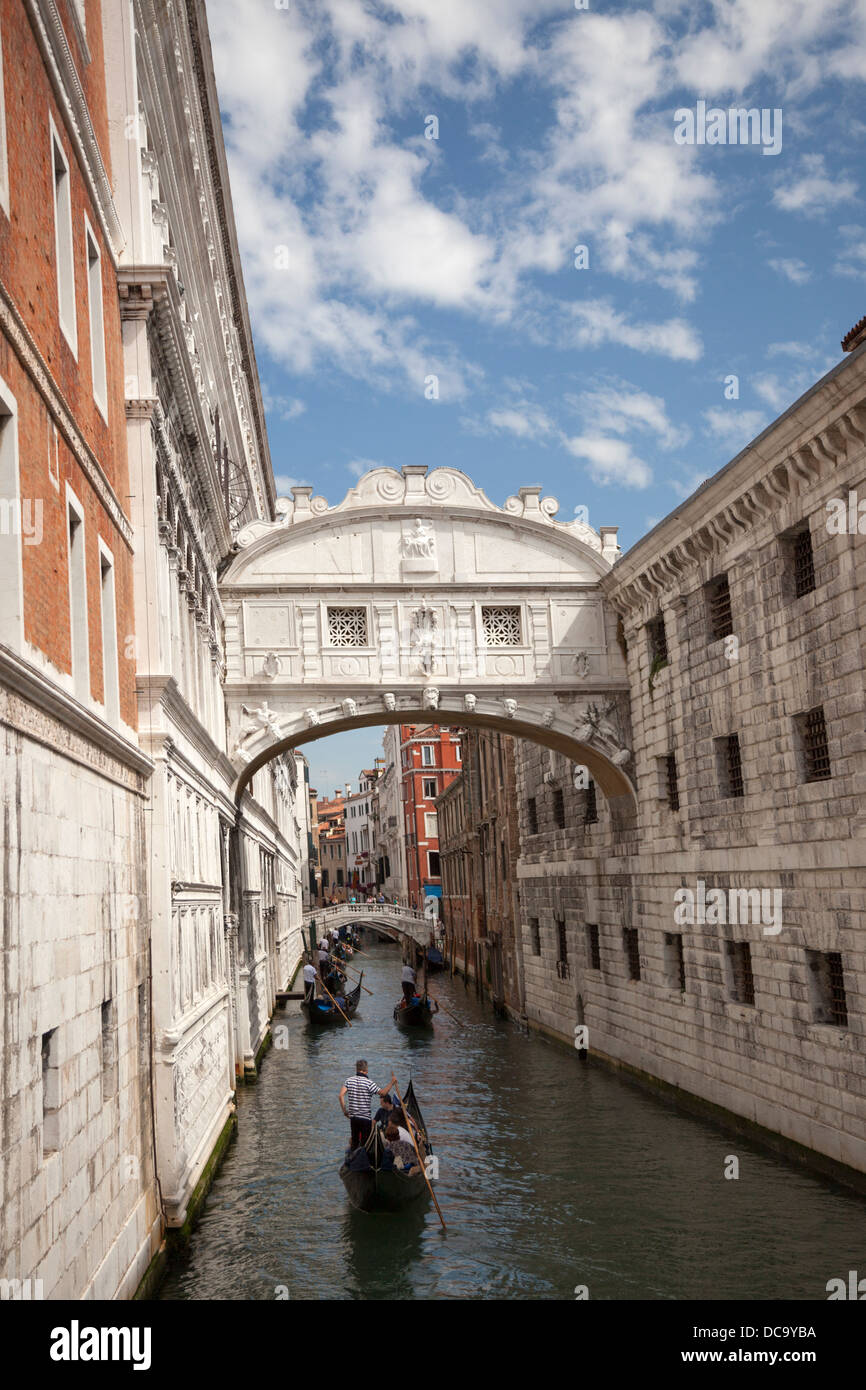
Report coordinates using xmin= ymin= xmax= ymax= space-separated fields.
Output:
xmin=383 ymin=723 xmax=462 ymax=907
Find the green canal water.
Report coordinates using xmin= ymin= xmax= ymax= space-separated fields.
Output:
xmin=158 ymin=941 xmax=865 ymax=1300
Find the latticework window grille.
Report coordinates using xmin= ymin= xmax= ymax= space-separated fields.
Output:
xmin=624 ymin=927 xmax=641 ymax=981
xmin=481 ymin=605 xmax=521 ymax=646
xmin=707 ymin=574 xmax=733 ymax=640
xmin=793 ymin=528 xmax=816 ymax=597
xmin=802 ymin=706 xmax=831 ymax=782
xmin=827 ymin=953 xmax=848 ymax=1027
xmin=327 ymin=606 xmax=368 ymax=647
xmin=726 ymin=940 xmax=755 ymax=1005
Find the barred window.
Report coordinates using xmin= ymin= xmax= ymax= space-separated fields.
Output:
xmin=705 ymin=574 xmax=733 ymax=641
xmin=586 ymin=923 xmax=601 ymax=972
xmin=623 ymin=927 xmax=641 ymax=981
xmin=557 ymin=919 xmax=568 ymax=963
xmin=664 ymin=933 xmax=686 ymax=992
xmin=793 ymin=527 xmax=816 ymax=598
xmin=584 ymin=780 xmax=598 ymax=825
xmin=530 ymin=918 xmax=541 ymax=956
xmin=716 ymin=734 xmax=744 ymax=799
xmin=797 ymin=706 xmax=831 ymax=782
xmin=527 ymin=797 xmax=538 ymax=835
xmin=482 ymin=605 xmax=522 ymax=646
xmin=327 ymin=606 xmax=368 ymax=647
xmin=666 ymin=753 xmax=680 ymax=811
xmin=647 ymin=614 xmax=668 ymax=665
xmin=726 ymin=940 xmax=755 ymax=1006
xmin=806 ymin=949 xmax=848 ymax=1027
xmin=553 ymin=787 xmax=566 ymax=828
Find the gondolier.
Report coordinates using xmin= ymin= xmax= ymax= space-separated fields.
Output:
xmin=340 ymin=1061 xmax=397 ymax=1150
xmin=302 ymin=961 xmax=317 ymax=1002
xmin=401 ymin=961 xmax=417 ymax=1004
xmin=317 ymin=942 xmax=330 ymax=979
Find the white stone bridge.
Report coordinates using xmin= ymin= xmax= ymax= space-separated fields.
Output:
xmin=303 ymin=901 xmax=435 ymax=949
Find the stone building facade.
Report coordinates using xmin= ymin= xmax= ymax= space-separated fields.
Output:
xmin=510 ymin=333 xmax=866 ymax=1182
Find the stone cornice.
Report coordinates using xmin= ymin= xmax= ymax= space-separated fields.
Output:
xmin=0 ymin=276 xmax=134 ymax=548
xmin=24 ymin=0 xmax=124 ymax=258
xmin=603 ymin=350 xmax=866 ymax=622
xmin=0 ymin=643 xmax=152 ymax=785
xmin=136 ymin=673 xmax=235 ymax=784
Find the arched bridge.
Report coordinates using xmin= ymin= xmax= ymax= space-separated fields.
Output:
xmin=304 ymin=902 xmax=436 ymax=949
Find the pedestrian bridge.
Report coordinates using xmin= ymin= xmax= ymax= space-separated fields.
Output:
xmin=303 ymin=902 xmax=436 ymax=949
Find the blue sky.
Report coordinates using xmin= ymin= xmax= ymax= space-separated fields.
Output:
xmin=207 ymin=0 xmax=865 ymax=789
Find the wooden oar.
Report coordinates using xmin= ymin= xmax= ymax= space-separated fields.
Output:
xmin=427 ymin=994 xmax=460 ymax=1023
xmin=391 ymin=1079 xmax=446 ymax=1232
xmin=318 ymin=976 xmax=353 ymax=1025
xmin=328 ymin=958 xmax=374 ymax=994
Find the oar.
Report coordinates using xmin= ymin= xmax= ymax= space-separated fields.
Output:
xmin=391 ymin=1079 xmax=446 ymax=1233
xmin=318 ymin=976 xmax=353 ymax=1025
xmin=328 ymin=957 xmax=374 ymax=994
xmin=426 ymin=994 xmax=460 ymax=1023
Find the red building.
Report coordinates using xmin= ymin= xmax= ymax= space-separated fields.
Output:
xmin=384 ymin=724 xmax=462 ymax=906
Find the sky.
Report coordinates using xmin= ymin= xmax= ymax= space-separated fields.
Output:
xmin=206 ymin=0 xmax=866 ymax=791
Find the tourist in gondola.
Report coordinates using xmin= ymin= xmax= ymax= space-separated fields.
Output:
xmin=339 ymin=1060 xmax=398 ymax=1150
xmin=302 ymin=961 xmax=317 ymax=1003
xmin=373 ymin=1093 xmax=398 ymax=1128
xmin=383 ymin=1124 xmax=420 ymax=1176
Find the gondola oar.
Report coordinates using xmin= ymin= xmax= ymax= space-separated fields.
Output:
xmin=391 ymin=1079 xmax=446 ymax=1233
xmin=318 ymin=976 xmax=353 ymax=1025
xmin=327 ymin=955 xmax=374 ymax=994
xmin=426 ymin=994 xmax=460 ymax=1022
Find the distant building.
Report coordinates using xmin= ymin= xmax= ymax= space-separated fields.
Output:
xmin=384 ymin=724 xmax=462 ymax=908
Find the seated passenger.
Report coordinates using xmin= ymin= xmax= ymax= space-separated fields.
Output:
xmin=383 ymin=1124 xmax=420 ymax=1176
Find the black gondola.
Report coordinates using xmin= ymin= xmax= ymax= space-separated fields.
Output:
xmin=425 ymin=946 xmax=445 ymax=972
xmin=339 ymin=1080 xmax=432 ymax=1212
xmin=301 ymin=975 xmax=362 ymax=1025
xmin=393 ymin=993 xmax=436 ymax=1028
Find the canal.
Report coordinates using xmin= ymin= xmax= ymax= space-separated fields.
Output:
xmin=159 ymin=940 xmax=866 ymax=1300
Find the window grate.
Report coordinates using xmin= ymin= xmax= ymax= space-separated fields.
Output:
xmin=327 ymin=606 xmax=368 ymax=647
xmin=707 ymin=574 xmax=733 ymax=640
xmin=553 ymin=787 xmax=565 ymax=828
xmin=803 ymin=706 xmax=831 ymax=781
xmin=647 ymin=614 xmax=668 ymax=665
xmin=727 ymin=940 xmax=755 ymax=1005
xmin=556 ymin=959 xmax=571 ymax=981
xmin=827 ymin=952 xmax=848 ymax=1027
xmin=624 ymin=927 xmax=641 ymax=981
xmin=666 ymin=752 xmax=679 ymax=811
xmin=481 ymin=605 xmax=522 ymax=647
xmin=527 ymin=797 xmax=538 ymax=835
xmin=584 ymin=780 xmax=598 ymax=824
xmin=793 ymin=528 xmax=816 ymax=597
xmin=586 ymin=923 xmax=601 ymax=971
xmin=724 ymin=734 xmax=744 ymax=798
xmin=557 ymin=919 xmax=568 ymax=963
xmin=665 ymin=933 xmax=686 ymax=992
xmin=530 ymin=918 xmax=540 ymax=956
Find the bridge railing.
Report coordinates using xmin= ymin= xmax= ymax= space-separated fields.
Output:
xmin=303 ymin=902 xmax=428 ymax=924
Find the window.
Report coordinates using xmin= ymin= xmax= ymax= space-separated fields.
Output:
xmin=51 ymin=121 xmax=77 ymax=353
xmin=556 ymin=920 xmax=570 ymax=979
xmin=705 ymin=573 xmax=733 ymax=640
xmin=0 ymin=384 xmax=23 ymax=650
xmin=647 ymin=613 xmax=668 ymax=666
xmin=42 ymin=1028 xmax=60 ymax=1154
xmin=327 ymin=606 xmax=367 ymax=647
xmin=500 ymin=837 xmax=507 ymax=876
xmin=796 ymin=706 xmax=831 ymax=782
xmin=101 ymin=998 xmax=117 ymax=1100
xmin=422 ymin=777 xmax=437 ymax=798
xmin=664 ymin=933 xmax=686 ymax=992
xmin=530 ymin=918 xmax=541 ymax=956
xmin=321 ymin=869 xmax=329 ymax=889
xmin=424 ymin=812 xmax=438 ymax=838
xmin=553 ymin=787 xmax=565 ymax=828
xmin=623 ymin=927 xmax=641 ymax=981
xmin=806 ymin=949 xmax=848 ymax=1028
xmin=789 ymin=522 xmax=817 ymax=594
xmin=66 ymin=488 xmax=89 ymax=700
xmin=725 ymin=940 xmax=755 ymax=1006
xmin=716 ymin=734 xmax=744 ymax=799
xmin=481 ymin=605 xmax=521 ymax=646
xmin=526 ymin=797 xmax=538 ymax=835
xmin=421 ymin=744 xmax=434 ymax=766
xmin=336 ymin=869 xmax=344 ymax=887
xmin=584 ymin=780 xmax=598 ymax=825
xmin=427 ymin=851 xmax=440 ymax=876
xmin=99 ymin=543 xmax=119 ymax=724
xmin=665 ymin=753 xmax=679 ymax=811
xmin=0 ymin=14 xmax=9 ymax=215
xmin=455 ymin=744 xmax=462 ymax=762
xmin=586 ymin=923 xmax=601 ymax=972
xmin=86 ymin=223 xmax=107 ymax=416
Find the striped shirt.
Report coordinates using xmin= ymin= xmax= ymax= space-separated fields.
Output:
xmin=343 ymin=1074 xmax=382 ymax=1119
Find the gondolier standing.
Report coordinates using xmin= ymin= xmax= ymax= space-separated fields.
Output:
xmin=302 ymin=961 xmax=317 ymax=1003
xmin=340 ymin=1061 xmax=397 ymax=1150
xmin=401 ymin=960 xmax=417 ymax=1005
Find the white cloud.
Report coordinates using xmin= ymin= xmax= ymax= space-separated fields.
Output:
xmin=274 ymin=474 xmax=303 ymax=493
xmin=487 ymin=404 xmax=554 ymax=440
xmin=767 ymin=257 xmax=811 ymax=284
xmin=572 ymin=381 xmax=690 ymax=449
xmin=347 ymin=459 xmax=383 ymax=479
xmin=703 ymin=406 xmax=769 ymax=451
xmin=559 ymin=302 xmax=703 ymax=362
xmin=834 ymin=223 xmax=866 ymax=277
xmin=262 ymin=388 xmax=307 ymax=422
xmin=564 ymin=434 xmax=652 ymax=489
xmin=668 ymin=467 xmax=712 ymax=500
xmin=773 ymin=154 xmax=857 ymax=217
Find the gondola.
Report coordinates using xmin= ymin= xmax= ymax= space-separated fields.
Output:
xmin=393 ymin=992 xmax=436 ymax=1028
xmin=425 ymin=946 xmax=445 ymax=972
xmin=339 ymin=1080 xmax=432 ymax=1212
xmin=301 ymin=975 xmax=362 ymax=1025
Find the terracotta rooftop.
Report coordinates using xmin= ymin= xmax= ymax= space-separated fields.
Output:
xmin=842 ymin=314 xmax=866 ymax=352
